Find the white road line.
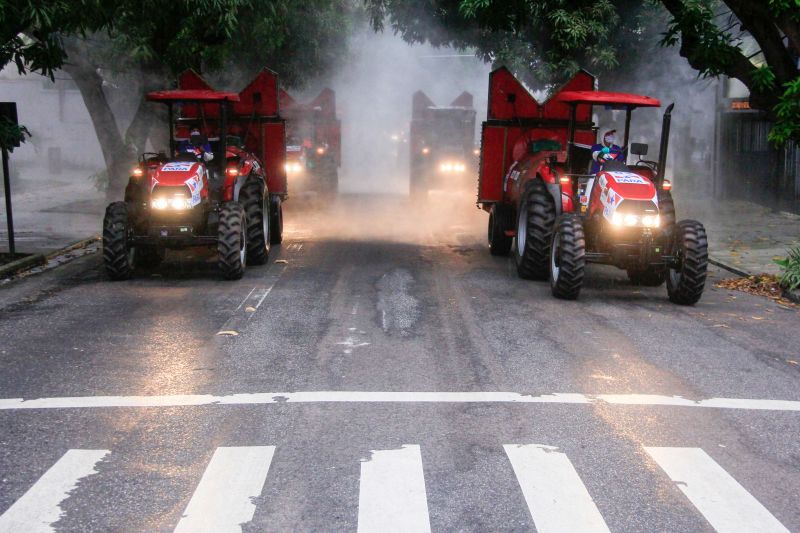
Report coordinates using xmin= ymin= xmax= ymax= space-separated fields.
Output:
xmin=174 ymin=446 xmax=275 ymax=533
xmin=0 ymin=449 xmax=109 ymax=533
xmin=1 ymin=392 xmax=799 ymax=411
xmin=357 ymin=445 xmax=431 ymax=533
xmin=504 ymin=444 xmax=610 ymax=533
xmin=645 ymin=447 xmax=789 ymax=533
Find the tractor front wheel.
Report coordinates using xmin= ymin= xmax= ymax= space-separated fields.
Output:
xmin=240 ymin=179 xmax=270 ymax=265
xmin=488 ymin=203 xmax=513 ymax=256
xmin=103 ymin=202 xmax=134 ymax=280
xmin=218 ymin=202 xmax=247 ymax=280
xmin=550 ymin=214 xmax=585 ymax=299
xmin=514 ymin=180 xmax=556 ymax=279
xmin=666 ymin=220 xmax=708 ymax=305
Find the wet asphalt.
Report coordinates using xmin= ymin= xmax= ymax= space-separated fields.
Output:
xmin=0 ymin=194 xmax=798 ymax=532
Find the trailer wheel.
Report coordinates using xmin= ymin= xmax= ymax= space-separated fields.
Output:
xmin=627 ymin=266 xmax=666 ymax=287
xmin=514 ymin=180 xmax=556 ymax=279
xmin=488 ymin=204 xmax=513 ymax=256
xmin=269 ymin=195 xmax=283 ymax=245
xmin=667 ymin=219 xmax=708 ymax=305
xmin=218 ymin=202 xmax=247 ymax=280
xmin=103 ymin=202 xmax=134 ymax=280
xmin=240 ymin=179 xmax=270 ymax=265
xmin=550 ymin=214 xmax=585 ymax=299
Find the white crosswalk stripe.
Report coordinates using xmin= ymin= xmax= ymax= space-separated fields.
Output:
xmin=174 ymin=446 xmax=275 ymax=533
xmin=504 ymin=444 xmax=610 ymax=533
xmin=0 ymin=444 xmax=792 ymax=531
xmin=357 ymin=445 xmax=431 ymax=533
xmin=645 ymin=447 xmax=789 ymax=533
xmin=0 ymin=449 xmax=109 ymax=533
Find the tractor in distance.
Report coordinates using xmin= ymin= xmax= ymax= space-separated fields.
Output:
xmin=103 ymin=68 xmax=287 ymax=281
xmin=279 ymin=88 xmax=341 ymax=196
xmin=409 ymin=90 xmax=477 ymax=199
xmin=477 ymin=67 xmax=708 ymax=304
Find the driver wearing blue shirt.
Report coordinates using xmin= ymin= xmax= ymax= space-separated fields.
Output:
xmin=590 ymin=129 xmax=624 ymax=173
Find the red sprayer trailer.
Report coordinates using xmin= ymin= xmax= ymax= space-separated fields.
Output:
xmin=409 ymin=91 xmax=477 ymax=198
xmin=279 ymin=88 xmax=341 ymax=195
xmin=478 ymin=67 xmax=708 ymax=304
xmin=102 ymin=68 xmax=287 ymax=281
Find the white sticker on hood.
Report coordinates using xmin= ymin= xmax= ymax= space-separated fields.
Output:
xmin=609 ymin=172 xmax=649 ymax=185
xmin=161 ymin=162 xmax=194 ymax=172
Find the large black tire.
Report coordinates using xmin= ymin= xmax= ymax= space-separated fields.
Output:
xmin=218 ymin=202 xmax=247 ymax=280
xmin=488 ymin=203 xmax=513 ymax=256
xmin=103 ymin=202 xmax=134 ymax=280
xmin=269 ymin=195 xmax=283 ymax=245
xmin=240 ymin=178 xmax=270 ymax=265
xmin=627 ymin=266 xmax=667 ymax=287
xmin=550 ymin=214 xmax=586 ymax=299
xmin=658 ymin=189 xmax=676 ymax=228
xmin=667 ymin=219 xmax=708 ymax=305
xmin=513 ymin=180 xmax=556 ymax=279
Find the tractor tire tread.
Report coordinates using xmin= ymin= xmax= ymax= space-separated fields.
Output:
xmin=218 ymin=202 xmax=246 ymax=280
xmin=240 ymin=178 xmax=269 ymax=265
xmin=667 ymin=219 xmax=708 ymax=305
xmin=515 ymin=180 xmax=556 ymax=279
xmin=489 ymin=203 xmax=513 ymax=256
xmin=102 ymin=201 xmax=133 ymax=280
xmin=551 ymin=214 xmax=585 ymax=299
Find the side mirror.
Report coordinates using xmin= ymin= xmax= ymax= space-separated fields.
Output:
xmin=630 ymin=143 xmax=648 ymax=156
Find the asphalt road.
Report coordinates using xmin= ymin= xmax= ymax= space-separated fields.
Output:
xmin=1 ymin=194 xmax=798 ymax=532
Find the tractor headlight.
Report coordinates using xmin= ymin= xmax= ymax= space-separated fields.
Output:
xmin=152 ymin=195 xmax=191 ymax=210
xmin=610 ymin=213 xmax=660 ymax=227
xmin=284 ymin=162 xmax=303 ymax=174
xmin=439 ymin=161 xmax=466 ymax=173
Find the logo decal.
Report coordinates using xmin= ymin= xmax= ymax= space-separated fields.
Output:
xmin=609 ymin=172 xmax=649 ymax=185
xmin=161 ymin=162 xmax=194 ymax=172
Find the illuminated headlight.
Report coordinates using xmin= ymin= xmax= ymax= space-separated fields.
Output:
xmin=642 ymin=215 xmax=660 ymax=227
xmin=454 ymin=163 xmax=465 ymax=172
xmin=152 ymin=196 xmax=191 ymax=210
xmin=440 ymin=162 xmax=453 ymax=172
xmin=284 ymin=162 xmax=303 ymax=173
xmin=610 ymin=213 xmax=660 ymax=227
xmin=439 ymin=161 xmax=466 ymax=173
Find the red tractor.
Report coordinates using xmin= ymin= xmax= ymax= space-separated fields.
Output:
xmin=279 ymin=88 xmax=341 ymax=195
xmin=409 ymin=91 xmax=477 ymax=198
xmin=103 ymin=68 xmax=287 ymax=280
xmin=478 ymin=67 xmax=708 ymax=304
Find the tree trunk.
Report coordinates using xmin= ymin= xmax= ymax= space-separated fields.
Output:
xmin=61 ymin=39 xmax=132 ymax=201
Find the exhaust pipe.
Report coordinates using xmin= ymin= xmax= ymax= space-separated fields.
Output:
xmin=656 ymin=103 xmax=674 ymax=187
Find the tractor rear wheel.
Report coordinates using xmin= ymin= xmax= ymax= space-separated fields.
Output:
xmin=666 ymin=219 xmax=708 ymax=305
xmin=269 ymin=195 xmax=283 ymax=245
xmin=627 ymin=266 xmax=666 ymax=287
xmin=514 ymin=180 xmax=556 ymax=279
xmin=488 ymin=203 xmax=513 ymax=256
xmin=103 ymin=202 xmax=134 ymax=280
xmin=550 ymin=214 xmax=585 ymax=299
xmin=240 ymin=178 xmax=270 ymax=265
xmin=218 ymin=202 xmax=247 ymax=280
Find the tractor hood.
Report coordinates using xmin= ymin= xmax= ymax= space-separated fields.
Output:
xmin=151 ymin=161 xmax=205 ymax=190
xmin=598 ymin=171 xmax=657 ymax=202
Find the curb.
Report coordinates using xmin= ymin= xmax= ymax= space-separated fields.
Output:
xmin=1 ymin=235 xmax=100 ymax=279
xmin=0 ymin=253 xmax=46 ymax=278
xmin=782 ymin=287 xmax=800 ymax=304
xmin=45 ymin=235 xmax=101 ymax=260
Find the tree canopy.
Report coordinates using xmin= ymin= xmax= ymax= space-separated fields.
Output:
xmin=367 ymin=0 xmax=800 ymax=144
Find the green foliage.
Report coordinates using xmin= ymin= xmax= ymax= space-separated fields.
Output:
xmin=774 ymin=246 xmax=800 ymax=291
xmin=752 ymin=66 xmax=776 ymax=92
xmin=0 ymin=117 xmax=30 ymax=152
xmin=768 ymin=76 xmax=800 ymax=145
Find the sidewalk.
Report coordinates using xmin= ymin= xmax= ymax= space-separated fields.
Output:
xmin=0 ymin=171 xmax=104 ymax=255
xmin=678 ymin=196 xmax=800 ymax=276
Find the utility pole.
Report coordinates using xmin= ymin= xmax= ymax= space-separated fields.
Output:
xmin=2 ymin=145 xmax=14 ymax=255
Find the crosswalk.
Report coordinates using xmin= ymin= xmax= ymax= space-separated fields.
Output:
xmin=0 ymin=444 xmax=789 ymax=532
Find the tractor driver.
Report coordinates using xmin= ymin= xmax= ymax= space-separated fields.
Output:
xmin=177 ymin=128 xmax=214 ymax=163
xmin=590 ymin=129 xmax=624 ymax=173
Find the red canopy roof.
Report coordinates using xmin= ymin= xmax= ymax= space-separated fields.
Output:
xmin=146 ymin=90 xmax=240 ymax=103
xmin=557 ymin=91 xmax=660 ymax=108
